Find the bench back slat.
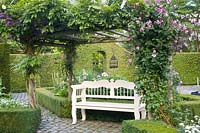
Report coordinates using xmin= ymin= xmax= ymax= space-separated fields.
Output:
xmin=71 ymin=80 xmax=142 ymax=107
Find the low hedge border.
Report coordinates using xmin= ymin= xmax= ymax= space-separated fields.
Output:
xmin=122 ymin=120 xmax=177 ymax=133
xmin=36 ymin=88 xmax=136 ymax=121
xmin=35 ymin=88 xmax=71 ymax=118
xmin=179 ymin=94 xmax=200 ymax=117
xmin=0 ymin=108 xmax=41 ymax=133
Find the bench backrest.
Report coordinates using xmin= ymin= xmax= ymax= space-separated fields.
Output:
xmin=72 ymin=80 xmax=141 ymax=106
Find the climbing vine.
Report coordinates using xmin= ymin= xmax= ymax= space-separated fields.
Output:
xmin=127 ymin=0 xmax=191 ymax=124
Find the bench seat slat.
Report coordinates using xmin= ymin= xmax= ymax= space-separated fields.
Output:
xmin=76 ymin=102 xmax=144 ymax=109
xmin=85 ymin=95 xmax=135 ymax=99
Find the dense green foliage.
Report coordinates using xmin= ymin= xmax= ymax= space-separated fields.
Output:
xmin=36 ymin=88 xmax=71 ymax=117
xmin=179 ymin=94 xmax=200 ymax=117
xmin=1 ymin=0 xmax=129 ymax=44
xmin=122 ymin=120 xmax=177 ymax=133
xmin=10 ymin=54 xmax=62 ymax=92
xmin=0 ymin=41 xmax=10 ymax=92
xmin=173 ymin=53 xmax=200 ymax=85
xmin=0 ymin=108 xmax=41 ymax=133
xmin=127 ymin=0 xmax=191 ymax=123
xmin=10 ymin=52 xmax=200 ymax=92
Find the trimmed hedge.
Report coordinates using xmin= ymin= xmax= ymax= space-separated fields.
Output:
xmin=35 ymin=88 xmax=71 ymax=117
xmin=10 ymin=51 xmax=200 ymax=92
xmin=0 ymin=108 xmax=41 ymax=133
xmin=179 ymin=94 xmax=200 ymax=117
xmin=0 ymin=41 xmax=10 ymax=92
xmin=122 ymin=120 xmax=178 ymax=133
xmin=173 ymin=52 xmax=200 ymax=85
xmin=74 ymin=43 xmax=135 ymax=81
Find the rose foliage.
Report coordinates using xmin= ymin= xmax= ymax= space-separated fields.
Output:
xmin=127 ymin=0 xmax=191 ymax=125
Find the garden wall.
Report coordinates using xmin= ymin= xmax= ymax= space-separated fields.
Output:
xmin=0 ymin=41 xmax=10 ymax=92
xmin=0 ymin=108 xmax=41 ymax=133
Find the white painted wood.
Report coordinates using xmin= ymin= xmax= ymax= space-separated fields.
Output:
xmin=71 ymin=80 xmax=146 ymax=124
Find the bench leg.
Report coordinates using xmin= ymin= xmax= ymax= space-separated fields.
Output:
xmin=72 ymin=107 xmax=77 ymax=124
xmin=141 ymin=110 xmax=146 ymax=119
xmin=81 ymin=109 xmax=86 ymax=121
xmin=134 ymin=111 xmax=140 ymax=120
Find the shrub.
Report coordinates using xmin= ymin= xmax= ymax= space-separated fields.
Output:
xmin=179 ymin=94 xmax=200 ymax=117
xmin=0 ymin=108 xmax=41 ymax=133
xmin=35 ymin=88 xmax=71 ymax=117
xmin=173 ymin=52 xmax=200 ymax=85
xmin=122 ymin=120 xmax=178 ymax=133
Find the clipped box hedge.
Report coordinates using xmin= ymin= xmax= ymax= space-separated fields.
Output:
xmin=35 ymin=88 xmax=71 ymax=118
xmin=0 ymin=108 xmax=41 ymax=133
xmin=122 ymin=120 xmax=177 ymax=133
xmin=179 ymin=94 xmax=200 ymax=117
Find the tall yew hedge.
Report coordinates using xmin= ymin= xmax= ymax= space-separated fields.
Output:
xmin=0 ymin=41 xmax=10 ymax=92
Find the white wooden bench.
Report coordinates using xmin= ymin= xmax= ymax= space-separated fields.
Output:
xmin=71 ymin=80 xmax=146 ymax=124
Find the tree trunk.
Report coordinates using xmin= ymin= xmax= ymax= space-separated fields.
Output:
xmin=64 ymin=44 xmax=76 ymax=101
xmin=25 ymin=44 xmax=37 ymax=108
xmin=196 ymin=32 xmax=199 ymax=52
xmin=27 ymin=78 xmax=37 ymax=108
xmin=168 ymin=56 xmax=173 ymax=103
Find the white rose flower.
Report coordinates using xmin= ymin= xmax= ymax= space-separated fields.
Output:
xmin=2 ymin=5 xmax=6 ymax=10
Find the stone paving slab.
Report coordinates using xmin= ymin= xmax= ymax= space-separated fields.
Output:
xmin=12 ymin=93 xmax=122 ymax=133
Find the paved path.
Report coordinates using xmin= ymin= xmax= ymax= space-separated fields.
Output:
xmin=177 ymin=85 xmax=200 ymax=94
xmin=12 ymin=93 xmax=122 ymax=133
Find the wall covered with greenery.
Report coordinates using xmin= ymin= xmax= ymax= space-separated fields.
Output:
xmin=10 ymin=43 xmax=135 ymax=92
xmin=10 ymin=44 xmax=200 ymax=92
xmin=0 ymin=41 xmax=10 ymax=92
xmin=74 ymin=43 xmax=134 ymax=80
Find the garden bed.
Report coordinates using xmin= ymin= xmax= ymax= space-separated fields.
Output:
xmin=0 ymin=108 xmax=41 ymax=133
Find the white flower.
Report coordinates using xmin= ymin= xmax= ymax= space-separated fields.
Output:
xmin=101 ymin=72 xmax=108 ymax=77
xmin=136 ymin=46 xmax=140 ymax=50
xmin=152 ymin=49 xmax=157 ymax=58
xmin=179 ymin=123 xmax=185 ymax=127
xmin=2 ymin=5 xmax=6 ymax=10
